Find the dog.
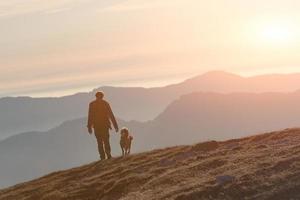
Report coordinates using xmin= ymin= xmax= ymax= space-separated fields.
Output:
xmin=120 ymin=127 xmax=133 ymax=156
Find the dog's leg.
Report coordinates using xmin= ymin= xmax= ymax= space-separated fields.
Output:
xmin=120 ymin=144 xmax=124 ymax=156
xmin=128 ymin=142 xmax=131 ymax=155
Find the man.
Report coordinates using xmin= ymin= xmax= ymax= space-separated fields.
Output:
xmin=87 ymin=91 xmax=119 ymax=160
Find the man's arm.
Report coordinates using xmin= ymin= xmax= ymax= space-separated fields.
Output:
xmin=107 ymin=103 xmax=119 ymax=132
xmin=87 ymin=103 xmax=94 ymax=133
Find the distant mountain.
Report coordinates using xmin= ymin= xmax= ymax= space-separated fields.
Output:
xmin=2 ymin=128 xmax=300 ymax=200
xmin=143 ymin=91 xmax=300 ymax=148
xmin=174 ymin=71 xmax=300 ymax=93
xmin=3 ymin=71 xmax=300 ymax=140
xmin=0 ymin=86 xmax=174 ymax=140
xmin=2 ymin=91 xmax=300 ymax=188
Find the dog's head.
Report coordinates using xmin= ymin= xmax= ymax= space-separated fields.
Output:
xmin=120 ymin=127 xmax=129 ymax=138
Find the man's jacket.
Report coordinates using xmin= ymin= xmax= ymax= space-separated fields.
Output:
xmin=87 ymin=99 xmax=118 ymax=130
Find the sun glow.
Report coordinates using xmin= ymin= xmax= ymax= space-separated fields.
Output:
xmin=262 ymin=25 xmax=291 ymax=41
xmin=255 ymin=20 xmax=297 ymax=45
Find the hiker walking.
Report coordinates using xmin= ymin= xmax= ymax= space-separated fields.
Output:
xmin=87 ymin=91 xmax=119 ymax=160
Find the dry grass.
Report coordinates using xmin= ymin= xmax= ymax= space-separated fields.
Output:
xmin=1 ymin=128 xmax=300 ymax=200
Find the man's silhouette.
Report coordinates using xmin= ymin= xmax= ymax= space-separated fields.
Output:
xmin=87 ymin=92 xmax=119 ymax=160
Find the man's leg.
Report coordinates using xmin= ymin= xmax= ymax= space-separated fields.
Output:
xmin=103 ymin=131 xmax=112 ymax=159
xmin=95 ymin=131 xmax=106 ymax=160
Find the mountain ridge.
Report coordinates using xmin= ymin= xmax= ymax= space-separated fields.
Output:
xmin=3 ymin=71 xmax=300 ymax=140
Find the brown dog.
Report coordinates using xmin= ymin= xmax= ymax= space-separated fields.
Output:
xmin=120 ymin=128 xmax=133 ymax=156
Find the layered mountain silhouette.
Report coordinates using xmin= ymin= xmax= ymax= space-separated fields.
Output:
xmin=144 ymin=91 xmax=300 ymax=148
xmin=2 ymin=91 xmax=300 ymax=188
xmin=1 ymin=128 xmax=300 ymax=200
xmin=2 ymin=71 xmax=300 ymax=140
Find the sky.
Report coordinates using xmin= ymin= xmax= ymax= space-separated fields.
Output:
xmin=1 ymin=0 xmax=300 ymax=97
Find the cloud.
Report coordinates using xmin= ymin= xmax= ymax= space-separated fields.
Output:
xmin=43 ymin=7 xmax=72 ymax=15
xmin=0 ymin=0 xmax=85 ymax=18
xmin=100 ymin=0 xmax=179 ymax=13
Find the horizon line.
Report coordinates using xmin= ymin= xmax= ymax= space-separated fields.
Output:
xmin=2 ymin=70 xmax=300 ymax=99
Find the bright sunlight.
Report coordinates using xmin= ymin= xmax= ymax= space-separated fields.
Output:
xmin=257 ymin=20 xmax=296 ymax=45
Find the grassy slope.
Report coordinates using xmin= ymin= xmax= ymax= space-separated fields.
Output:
xmin=1 ymin=128 xmax=300 ymax=200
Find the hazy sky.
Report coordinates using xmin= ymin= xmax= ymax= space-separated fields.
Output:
xmin=1 ymin=0 xmax=300 ymax=97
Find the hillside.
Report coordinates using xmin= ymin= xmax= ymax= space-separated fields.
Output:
xmin=1 ymin=128 xmax=300 ymax=200
xmin=3 ymin=71 xmax=300 ymax=139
